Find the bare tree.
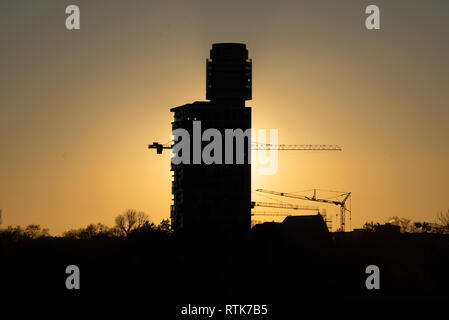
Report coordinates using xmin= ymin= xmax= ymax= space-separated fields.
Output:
xmin=114 ymin=209 xmax=149 ymax=236
xmin=24 ymin=224 xmax=49 ymax=239
xmin=437 ymin=210 xmax=449 ymax=226
xmin=436 ymin=209 xmax=449 ymax=234
xmin=63 ymin=222 xmax=114 ymax=239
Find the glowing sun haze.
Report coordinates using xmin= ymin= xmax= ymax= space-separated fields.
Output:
xmin=0 ymin=0 xmax=448 ymax=234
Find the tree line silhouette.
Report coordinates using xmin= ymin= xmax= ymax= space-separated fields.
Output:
xmin=0 ymin=208 xmax=172 ymax=241
xmin=363 ymin=210 xmax=449 ymax=234
xmin=1 ymin=208 xmax=449 ymax=300
xmin=1 ymin=209 xmax=448 ymax=241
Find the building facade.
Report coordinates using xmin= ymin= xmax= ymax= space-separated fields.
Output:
xmin=170 ymin=43 xmax=252 ymax=235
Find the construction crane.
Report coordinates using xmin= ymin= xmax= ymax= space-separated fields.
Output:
xmin=256 ymin=189 xmax=351 ymax=232
xmin=148 ymin=142 xmax=342 ymax=154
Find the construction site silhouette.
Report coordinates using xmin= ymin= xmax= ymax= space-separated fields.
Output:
xmin=1 ymin=44 xmax=449 ymax=307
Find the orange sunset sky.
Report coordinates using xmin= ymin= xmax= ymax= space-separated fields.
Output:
xmin=1 ymin=0 xmax=448 ymax=234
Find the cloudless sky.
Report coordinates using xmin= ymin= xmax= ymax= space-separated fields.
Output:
xmin=1 ymin=0 xmax=448 ymax=234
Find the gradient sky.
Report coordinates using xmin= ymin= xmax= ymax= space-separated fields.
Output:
xmin=1 ymin=0 xmax=448 ymax=234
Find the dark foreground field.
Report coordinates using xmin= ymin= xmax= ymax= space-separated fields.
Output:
xmin=2 ymin=224 xmax=449 ymax=303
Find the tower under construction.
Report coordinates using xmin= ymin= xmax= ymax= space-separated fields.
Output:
xmin=170 ymin=43 xmax=252 ymax=235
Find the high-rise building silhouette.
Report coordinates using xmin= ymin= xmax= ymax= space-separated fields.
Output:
xmin=170 ymin=43 xmax=252 ymax=235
